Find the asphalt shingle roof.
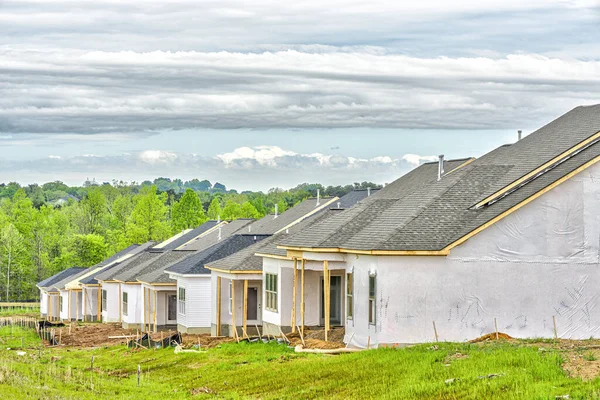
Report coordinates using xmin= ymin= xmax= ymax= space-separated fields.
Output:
xmin=166 ymin=235 xmax=270 ymax=275
xmin=177 ymin=219 xmax=255 ymax=251
xmin=80 ymin=241 xmax=155 ymax=285
xmin=135 ymin=251 xmax=196 ymax=284
xmin=38 ymin=267 xmax=88 ymax=291
xmin=279 ymin=104 xmax=600 ymax=252
xmin=153 ymin=221 xmax=219 ymax=250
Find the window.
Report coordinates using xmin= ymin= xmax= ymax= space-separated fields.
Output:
xmin=122 ymin=292 xmax=128 ymax=316
xmin=368 ymin=275 xmax=376 ymax=325
xmin=229 ymin=282 xmax=233 ymax=314
xmin=101 ymin=289 xmax=107 ymax=312
xmin=346 ymin=273 xmax=353 ymax=320
xmin=178 ymin=287 xmax=186 ymax=315
xmin=59 ymin=296 xmax=63 ymax=312
xmin=265 ymin=273 xmax=278 ymax=312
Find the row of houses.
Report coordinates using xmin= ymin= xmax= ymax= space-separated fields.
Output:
xmin=38 ymin=104 xmax=600 ymax=347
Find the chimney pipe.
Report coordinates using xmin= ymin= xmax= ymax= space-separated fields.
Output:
xmin=274 ymin=203 xmax=278 ymax=218
xmin=316 ymin=189 xmax=320 ymax=206
xmin=437 ymin=154 xmax=445 ymax=181
xmin=518 ymin=130 xmax=522 ymax=141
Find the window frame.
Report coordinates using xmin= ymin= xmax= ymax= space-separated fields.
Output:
xmin=101 ymin=289 xmax=107 ymax=312
xmin=346 ymin=272 xmax=353 ymax=320
xmin=178 ymin=287 xmax=186 ymax=316
xmin=59 ymin=296 xmax=63 ymax=312
xmin=265 ymin=273 xmax=278 ymax=312
xmin=122 ymin=291 xmax=128 ymax=316
xmin=368 ymin=274 xmax=376 ymax=325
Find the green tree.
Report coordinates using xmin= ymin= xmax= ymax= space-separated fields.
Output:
xmin=207 ymin=198 xmax=222 ymax=220
xmin=240 ymin=202 xmax=260 ymax=219
xmin=126 ymin=186 xmax=170 ymax=243
xmin=171 ymin=189 xmax=207 ymax=232
xmin=71 ymin=234 xmax=107 ymax=266
xmin=0 ymin=223 xmax=25 ymax=301
xmin=221 ymin=200 xmax=243 ymax=220
xmin=79 ymin=187 xmax=107 ymax=234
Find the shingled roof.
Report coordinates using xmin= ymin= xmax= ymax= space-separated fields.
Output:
xmin=38 ymin=267 xmax=88 ymax=292
xmin=135 ymin=251 xmax=196 ymax=284
xmin=177 ymin=219 xmax=255 ymax=251
xmin=279 ymin=104 xmax=600 ymax=253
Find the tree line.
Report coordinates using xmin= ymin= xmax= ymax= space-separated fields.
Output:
xmin=0 ymin=178 xmax=381 ymax=301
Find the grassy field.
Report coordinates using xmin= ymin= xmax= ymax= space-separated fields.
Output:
xmin=0 ymin=326 xmax=599 ymax=399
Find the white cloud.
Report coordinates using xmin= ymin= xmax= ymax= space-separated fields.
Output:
xmin=138 ymin=150 xmax=178 ymax=164
xmin=402 ymin=154 xmax=438 ymax=167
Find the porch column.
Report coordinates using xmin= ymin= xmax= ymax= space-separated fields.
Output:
xmin=153 ymin=289 xmax=157 ymax=333
xmin=324 ymin=260 xmax=330 ymax=342
xmin=231 ymin=280 xmax=236 ymax=339
xmin=291 ymin=258 xmax=297 ymax=333
xmin=97 ymin=287 xmax=102 ymax=322
xmin=243 ymin=279 xmax=248 ymax=339
xmin=301 ymin=259 xmax=305 ymax=337
xmin=216 ymin=276 xmax=222 ymax=336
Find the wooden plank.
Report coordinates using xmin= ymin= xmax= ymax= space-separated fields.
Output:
xmin=243 ymin=279 xmax=248 ymax=338
xmin=231 ymin=280 xmax=236 ymax=339
xmin=216 ymin=277 xmax=222 ymax=336
xmin=324 ymin=260 xmax=330 ymax=342
xmin=291 ymin=258 xmax=297 ymax=333
xmin=301 ymin=259 xmax=305 ymax=337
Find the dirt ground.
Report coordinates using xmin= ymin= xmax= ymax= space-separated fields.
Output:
xmin=53 ymin=323 xmax=137 ymax=347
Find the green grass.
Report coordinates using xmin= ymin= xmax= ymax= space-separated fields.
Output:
xmin=0 ymin=328 xmax=599 ymax=399
xmin=0 ymin=307 xmax=40 ymax=317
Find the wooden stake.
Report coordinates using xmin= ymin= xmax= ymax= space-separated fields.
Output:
xmin=494 ymin=318 xmax=499 ymax=340
xmin=231 ymin=280 xmax=236 ymax=340
xmin=297 ymin=325 xmax=305 ymax=347
xmin=433 ymin=321 xmax=439 ymax=342
xmin=137 ymin=364 xmax=141 ymax=387
xmin=301 ymin=259 xmax=305 ymax=337
xmin=243 ymin=280 xmax=248 ymax=337
xmin=553 ymin=316 xmax=558 ymax=340
xmin=255 ymin=324 xmax=262 ymax=341
xmin=216 ymin=277 xmax=222 ymax=337
xmin=291 ymin=258 xmax=297 ymax=333
xmin=59 ymin=329 xmax=62 ymax=344
xmin=91 ymin=356 xmax=94 ymax=371
xmin=367 ymin=336 xmax=371 ymax=349
xmin=324 ymin=260 xmax=330 ymax=342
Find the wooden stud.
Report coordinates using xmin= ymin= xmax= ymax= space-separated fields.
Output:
xmin=301 ymin=259 xmax=305 ymax=337
xmin=494 ymin=318 xmax=499 ymax=340
xmin=324 ymin=260 xmax=330 ymax=342
xmin=433 ymin=321 xmax=439 ymax=342
xmin=291 ymin=258 xmax=297 ymax=333
xmin=243 ymin=279 xmax=248 ymax=338
xmin=216 ymin=277 xmax=222 ymax=337
xmin=553 ymin=315 xmax=558 ymax=340
xmin=231 ymin=280 xmax=236 ymax=339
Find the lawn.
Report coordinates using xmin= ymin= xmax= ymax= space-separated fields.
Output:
xmin=0 ymin=326 xmax=599 ymax=399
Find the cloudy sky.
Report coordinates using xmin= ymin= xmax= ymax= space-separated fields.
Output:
xmin=1 ymin=0 xmax=599 ymax=191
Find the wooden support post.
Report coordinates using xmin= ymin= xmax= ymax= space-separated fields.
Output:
xmin=494 ymin=318 xmax=499 ymax=340
xmin=118 ymin=285 xmax=122 ymax=323
xmin=231 ymin=280 xmax=236 ymax=339
xmin=216 ymin=277 xmax=222 ymax=336
xmin=301 ymin=259 xmax=305 ymax=337
xmin=48 ymin=295 xmax=52 ymax=322
xmin=97 ymin=287 xmax=101 ymax=322
xmin=324 ymin=260 xmax=330 ymax=342
xmin=144 ymin=288 xmax=149 ymax=332
xmin=83 ymin=289 xmax=87 ymax=322
xmin=68 ymin=290 xmax=72 ymax=321
xmin=553 ymin=315 xmax=558 ymax=340
xmin=433 ymin=321 xmax=439 ymax=342
xmin=243 ymin=280 xmax=248 ymax=338
xmin=76 ymin=291 xmax=79 ymax=321
xmin=153 ymin=289 xmax=157 ymax=333
xmin=291 ymin=258 xmax=297 ymax=333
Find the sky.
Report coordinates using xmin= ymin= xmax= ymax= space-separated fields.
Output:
xmin=1 ymin=0 xmax=599 ymax=191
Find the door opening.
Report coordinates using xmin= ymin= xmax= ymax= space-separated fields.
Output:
xmin=321 ymin=275 xmax=342 ymax=326
xmin=247 ymin=287 xmax=258 ymax=320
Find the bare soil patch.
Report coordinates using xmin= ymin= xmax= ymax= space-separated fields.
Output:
xmin=56 ymin=323 xmax=136 ymax=347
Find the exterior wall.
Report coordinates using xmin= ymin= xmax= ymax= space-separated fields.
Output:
xmin=177 ymin=276 xmax=211 ymax=329
xmin=101 ymin=282 xmax=121 ymax=322
xmin=121 ymin=284 xmax=142 ymax=326
xmin=210 ymin=273 xmax=263 ymax=337
xmin=344 ymin=164 xmax=600 ymax=347
xmin=40 ymin=290 xmax=48 ymax=316
xmin=82 ymin=287 xmax=99 ymax=321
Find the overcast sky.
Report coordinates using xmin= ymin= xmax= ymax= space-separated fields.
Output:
xmin=1 ymin=0 xmax=599 ymax=191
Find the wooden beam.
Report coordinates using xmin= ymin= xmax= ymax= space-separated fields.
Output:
xmin=231 ymin=280 xmax=236 ymax=338
xmin=243 ymin=280 xmax=248 ymax=337
xmin=153 ymin=289 xmax=157 ymax=333
xmin=216 ymin=277 xmax=222 ymax=336
xmin=301 ymin=259 xmax=305 ymax=337
xmin=324 ymin=260 xmax=330 ymax=342
xmin=291 ymin=258 xmax=297 ymax=333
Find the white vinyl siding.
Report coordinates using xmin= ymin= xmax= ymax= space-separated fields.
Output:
xmin=177 ymin=276 xmax=211 ymax=329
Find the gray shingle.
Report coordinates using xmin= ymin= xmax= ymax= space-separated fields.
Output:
xmin=177 ymin=219 xmax=254 ymax=251
xmin=38 ymin=267 xmax=88 ymax=291
xmin=278 ymin=104 xmax=600 ymax=252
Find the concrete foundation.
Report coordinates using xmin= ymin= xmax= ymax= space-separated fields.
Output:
xmin=177 ymin=324 xmax=211 ymax=335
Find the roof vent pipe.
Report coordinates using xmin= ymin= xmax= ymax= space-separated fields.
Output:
xmin=518 ymin=130 xmax=522 ymax=141
xmin=367 ymin=187 xmax=371 ymax=197
xmin=337 ymin=202 xmax=341 ymax=209
xmin=218 ymin=226 xmax=222 ymax=241
xmin=274 ymin=204 xmax=278 ymax=218
xmin=248 ymin=225 xmax=251 ymax=233
xmin=316 ymin=189 xmax=320 ymax=206
xmin=437 ymin=154 xmax=445 ymax=181
xmin=217 ymin=215 xmax=220 ymax=223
